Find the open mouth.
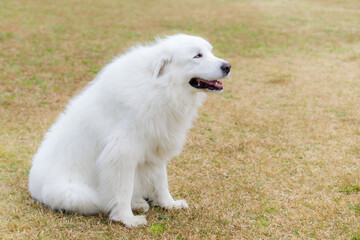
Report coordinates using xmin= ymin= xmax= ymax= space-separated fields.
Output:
xmin=189 ymin=78 xmax=223 ymax=92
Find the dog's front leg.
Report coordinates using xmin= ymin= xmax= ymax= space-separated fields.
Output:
xmin=97 ymin=140 xmax=147 ymax=227
xmin=151 ymin=163 xmax=189 ymax=210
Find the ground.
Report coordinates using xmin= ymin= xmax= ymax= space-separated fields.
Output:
xmin=1 ymin=0 xmax=360 ymax=239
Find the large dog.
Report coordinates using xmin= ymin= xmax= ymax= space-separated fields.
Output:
xmin=29 ymin=34 xmax=231 ymax=227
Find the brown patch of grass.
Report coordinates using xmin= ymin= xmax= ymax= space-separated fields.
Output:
xmin=1 ymin=0 xmax=360 ymax=238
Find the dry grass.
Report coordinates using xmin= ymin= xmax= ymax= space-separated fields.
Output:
xmin=1 ymin=0 xmax=360 ymax=239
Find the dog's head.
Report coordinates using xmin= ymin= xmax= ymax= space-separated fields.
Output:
xmin=152 ymin=34 xmax=231 ymax=92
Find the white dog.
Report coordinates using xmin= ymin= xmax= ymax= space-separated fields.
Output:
xmin=28 ymin=34 xmax=231 ymax=227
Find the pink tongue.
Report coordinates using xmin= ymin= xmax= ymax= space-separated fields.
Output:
xmin=198 ymin=79 xmax=223 ymax=88
xmin=214 ymin=81 xmax=223 ymax=88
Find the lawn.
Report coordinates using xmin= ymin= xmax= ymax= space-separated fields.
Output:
xmin=1 ymin=0 xmax=360 ymax=239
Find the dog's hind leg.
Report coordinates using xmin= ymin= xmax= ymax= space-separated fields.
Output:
xmin=131 ymin=197 xmax=150 ymax=212
xmin=40 ymin=182 xmax=101 ymax=214
xmin=131 ymin=167 xmax=150 ymax=212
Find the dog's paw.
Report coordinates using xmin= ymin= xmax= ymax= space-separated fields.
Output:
xmin=123 ymin=215 xmax=147 ymax=227
xmin=162 ymin=199 xmax=189 ymax=210
xmin=132 ymin=198 xmax=150 ymax=212
xmin=110 ymin=214 xmax=147 ymax=227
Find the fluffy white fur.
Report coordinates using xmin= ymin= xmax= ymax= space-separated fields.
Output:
xmin=29 ymin=34 xmax=230 ymax=227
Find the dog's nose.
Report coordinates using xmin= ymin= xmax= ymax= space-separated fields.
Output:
xmin=221 ymin=63 xmax=231 ymax=75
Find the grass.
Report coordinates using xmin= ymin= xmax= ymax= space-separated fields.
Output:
xmin=1 ymin=0 xmax=360 ymax=238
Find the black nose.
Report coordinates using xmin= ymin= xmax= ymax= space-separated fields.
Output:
xmin=221 ymin=63 xmax=231 ymax=75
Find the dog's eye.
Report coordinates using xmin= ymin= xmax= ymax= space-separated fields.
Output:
xmin=193 ymin=53 xmax=203 ymax=59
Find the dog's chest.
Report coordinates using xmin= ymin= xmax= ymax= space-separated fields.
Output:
xmin=145 ymin=110 xmax=195 ymax=161
xmin=141 ymin=93 xmax=204 ymax=162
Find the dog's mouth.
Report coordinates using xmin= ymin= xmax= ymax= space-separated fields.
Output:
xmin=189 ymin=78 xmax=223 ymax=92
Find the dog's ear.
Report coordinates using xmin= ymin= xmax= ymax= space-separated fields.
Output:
xmin=152 ymin=54 xmax=172 ymax=78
